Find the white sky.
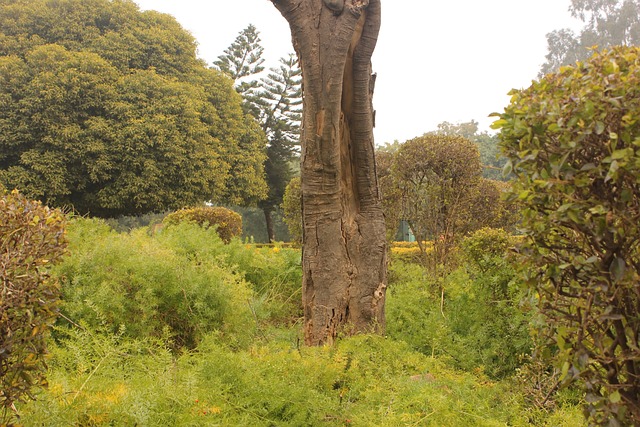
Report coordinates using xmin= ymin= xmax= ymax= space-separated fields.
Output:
xmin=134 ymin=0 xmax=582 ymax=144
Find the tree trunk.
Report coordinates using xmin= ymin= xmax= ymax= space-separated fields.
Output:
xmin=263 ymin=206 xmax=275 ymax=243
xmin=271 ymin=0 xmax=387 ymax=345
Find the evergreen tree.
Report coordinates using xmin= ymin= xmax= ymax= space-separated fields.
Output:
xmin=216 ymin=26 xmax=302 ymax=242
xmin=256 ymin=55 xmax=302 ymax=242
xmin=214 ymin=24 xmax=265 ymax=112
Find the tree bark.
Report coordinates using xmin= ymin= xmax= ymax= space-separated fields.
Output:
xmin=271 ymin=0 xmax=387 ymax=345
xmin=263 ymin=206 xmax=275 ymax=243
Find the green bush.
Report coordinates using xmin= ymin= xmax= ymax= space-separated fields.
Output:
xmin=154 ymin=222 xmax=303 ymax=325
xmin=57 ymin=219 xmax=254 ymax=350
xmin=0 ymin=190 xmax=67 ymax=423
xmin=163 ymin=206 xmax=242 ymax=243
xmin=281 ymin=177 xmax=302 ymax=246
xmin=494 ymin=46 xmax=640 ymax=424
xmin=386 ymin=229 xmax=531 ymax=380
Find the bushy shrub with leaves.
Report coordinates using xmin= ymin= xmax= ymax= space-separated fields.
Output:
xmin=57 ymin=219 xmax=254 ymax=350
xmin=163 ymin=206 xmax=242 ymax=243
xmin=281 ymin=177 xmax=302 ymax=246
xmin=493 ymin=46 xmax=640 ymax=424
xmin=1 ymin=190 xmax=67 ymax=423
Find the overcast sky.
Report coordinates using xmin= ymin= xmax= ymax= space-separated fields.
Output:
xmin=134 ymin=0 xmax=581 ymax=144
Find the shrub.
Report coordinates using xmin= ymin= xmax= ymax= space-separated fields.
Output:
xmin=386 ymin=230 xmax=531 ymax=380
xmin=163 ymin=206 xmax=242 ymax=243
xmin=0 ymin=190 xmax=67 ymax=423
xmin=494 ymin=46 xmax=640 ymax=424
xmin=57 ymin=219 xmax=254 ymax=350
xmin=281 ymin=177 xmax=302 ymax=246
xmin=18 ymin=331 xmax=587 ymax=426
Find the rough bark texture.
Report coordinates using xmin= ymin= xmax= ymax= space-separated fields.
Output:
xmin=271 ymin=0 xmax=387 ymax=345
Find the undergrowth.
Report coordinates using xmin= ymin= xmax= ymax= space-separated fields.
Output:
xmin=11 ymin=219 xmax=585 ymax=426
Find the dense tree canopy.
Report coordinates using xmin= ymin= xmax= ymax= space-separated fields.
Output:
xmin=429 ymin=120 xmax=506 ymax=181
xmin=0 ymin=0 xmax=267 ymax=216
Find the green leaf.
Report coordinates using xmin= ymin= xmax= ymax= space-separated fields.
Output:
xmin=490 ymin=119 xmax=508 ymax=130
xmin=611 ymin=148 xmax=631 ymax=160
xmin=609 ymin=391 xmax=622 ymax=404
xmin=609 ymin=257 xmax=626 ymax=282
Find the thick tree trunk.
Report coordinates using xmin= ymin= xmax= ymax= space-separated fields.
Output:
xmin=271 ymin=0 xmax=387 ymax=345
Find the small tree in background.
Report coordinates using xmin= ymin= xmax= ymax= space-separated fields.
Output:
xmin=430 ymin=120 xmax=507 ymax=181
xmin=392 ymin=134 xmax=483 ymax=273
xmin=494 ymin=46 xmax=640 ymax=425
xmin=1 ymin=190 xmax=67 ymax=424
xmin=216 ymin=27 xmax=302 ymax=243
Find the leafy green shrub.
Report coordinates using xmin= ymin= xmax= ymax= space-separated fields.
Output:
xmin=163 ymin=206 xmax=242 ymax=243
xmin=152 ymin=224 xmax=303 ymax=324
xmin=0 ymin=190 xmax=67 ymax=423
xmin=494 ymin=46 xmax=640 ymax=424
xmin=281 ymin=177 xmax=302 ymax=246
xmin=57 ymin=219 xmax=254 ymax=350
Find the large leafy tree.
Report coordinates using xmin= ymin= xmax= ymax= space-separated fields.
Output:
xmin=216 ymin=27 xmax=302 ymax=242
xmin=540 ymin=0 xmax=640 ymax=75
xmin=0 ymin=0 xmax=267 ymax=216
xmin=271 ymin=0 xmax=387 ymax=345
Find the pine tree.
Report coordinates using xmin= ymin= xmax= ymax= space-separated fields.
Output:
xmin=256 ymin=55 xmax=302 ymax=242
xmin=216 ymin=26 xmax=302 ymax=242
xmin=214 ymin=24 xmax=265 ymax=106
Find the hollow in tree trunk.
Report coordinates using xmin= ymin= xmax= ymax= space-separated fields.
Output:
xmin=271 ymin=0 xmax=387 ymax=345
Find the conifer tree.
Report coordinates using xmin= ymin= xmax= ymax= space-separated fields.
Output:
xmin=256 ymin=55 xmax=302 ymax=242
xmin=214 ymin=24 xmax=265 ymax=111
xmin=216 ymin=27 xmax=302 ymax=242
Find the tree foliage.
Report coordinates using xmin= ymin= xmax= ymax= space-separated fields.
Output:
xmin=430 ymin=120 xmax=507 ymax=181
xmin=1 ymin=190 xmax=67 ymax=423
xmin=0 ymin=0 xmax=267 ymax=217
xmin=213 ymin=23 xmax=265 ymax=105
xmin=494 ymin=46 xmax=640 ymax=425
xmin=216 ymin=26 xmax=302 ymax=242
xmin=391 ymin=135 xmax=482 ymax=271
xmin=540 ymin=0 xmax=640 ymax=75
